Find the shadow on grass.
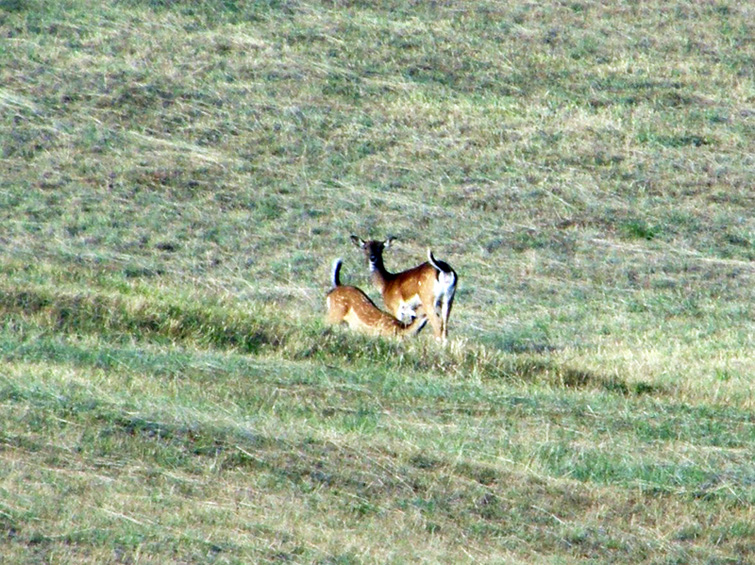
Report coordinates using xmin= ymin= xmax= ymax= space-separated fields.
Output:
xmin=559 ymin=368 xmax=666 ymax=397
xmin=0 ymin=283 xmax=666 ymax=397
xmin=0 ymin=285 xmax=285 ymax=354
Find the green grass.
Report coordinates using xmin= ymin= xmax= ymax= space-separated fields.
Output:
xmin=1 ymin=0 xmax=754 ymax=562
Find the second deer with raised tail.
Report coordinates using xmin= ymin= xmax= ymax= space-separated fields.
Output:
xmin=325 ymin=259 xmax=427 ymax=338
xmin=351 ymin=236 xmax=457 ymax=342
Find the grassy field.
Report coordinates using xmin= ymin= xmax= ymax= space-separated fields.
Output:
xmin=1 ymin=0 xmax=754 ymax=562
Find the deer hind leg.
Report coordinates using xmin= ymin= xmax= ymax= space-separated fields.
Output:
xmin=439 ymin=293 xmax=455 ymax=341
xmin=434 ymin=271 xmax=457 ymax=342
xmin=420 ymin=296 xmax=444 ymax=341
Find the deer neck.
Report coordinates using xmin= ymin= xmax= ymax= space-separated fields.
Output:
xmin=368 ymin=256 xmax=393 ymax=293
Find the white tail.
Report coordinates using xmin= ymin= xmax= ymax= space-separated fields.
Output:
xmin=351 ymin=236 xmax=457 ymax=342
xmin=325 ymin=258 xmax=426 ymax=338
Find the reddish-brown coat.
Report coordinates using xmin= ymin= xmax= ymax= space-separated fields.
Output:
xmin=326 ymin=285 xmax=425 ymax=337
xmin=352 ymin=236 xmax=457 ymax=342
xmin=325 ymin=259 xmax=425 ymax=338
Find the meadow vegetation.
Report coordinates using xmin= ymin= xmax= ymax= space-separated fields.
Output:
xmin=1 ymin=0 xmax=753 ymax=562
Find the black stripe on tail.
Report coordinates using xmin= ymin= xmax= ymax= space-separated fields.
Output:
xmin=331 ymin=258 xmax=343 ymax=288
xmin=427 ymin=249 xmax=453 ymax=274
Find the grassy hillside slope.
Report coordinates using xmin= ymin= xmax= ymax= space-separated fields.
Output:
xmin=1 ymin=0 xmax=753 ymax=562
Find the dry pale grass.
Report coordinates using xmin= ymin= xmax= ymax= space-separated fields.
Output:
xmin=0 ymin=0 xmax=753 ymax=562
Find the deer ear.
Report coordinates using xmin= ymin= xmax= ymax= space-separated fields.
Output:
xmin=384 ymin=237 xmax=396 ymax=249
xmin=350 ymin=235 xmax=365 ymax=248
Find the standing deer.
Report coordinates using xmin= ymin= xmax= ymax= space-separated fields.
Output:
xmin=325 ymin=259 xmax=427 ymax=338
xmin=351 ymin=236 xmax=457 ymax=342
